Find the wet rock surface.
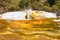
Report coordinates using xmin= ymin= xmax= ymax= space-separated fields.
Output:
xmin=0 ymin=34 xmax=56 ymax=40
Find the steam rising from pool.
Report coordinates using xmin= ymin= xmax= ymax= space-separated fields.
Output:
xmin=1 ymin=9 xmax=57 ymax=20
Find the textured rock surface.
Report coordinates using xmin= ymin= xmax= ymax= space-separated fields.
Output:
xmin=0 ymin=34 xmax=56 ymax=40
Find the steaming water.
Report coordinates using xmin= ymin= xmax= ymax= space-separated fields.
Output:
xmin=40 ymin=11 xmax=57 ymax=18
xmin=1 ymin=10 xmax=57 ymax=20
xmin=2 ymin=11 xmax=26 ymax=20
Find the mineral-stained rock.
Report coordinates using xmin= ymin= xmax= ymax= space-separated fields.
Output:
xmin=0 ymin=34 xmax=57 ymax=40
